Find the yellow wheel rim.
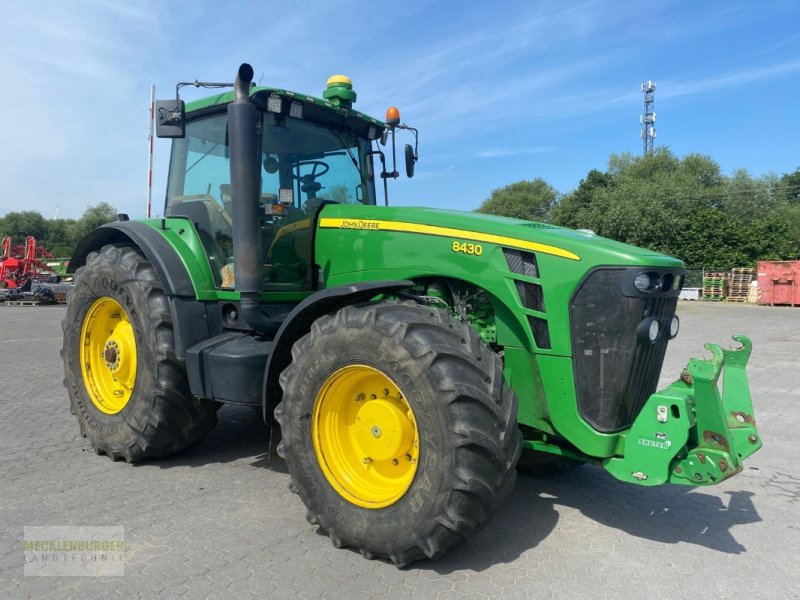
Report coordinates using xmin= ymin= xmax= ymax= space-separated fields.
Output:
xmin=79 ymin=297 xmax=137 ymax=415
xmin=313 ymin=365 xmax=419 ymax=509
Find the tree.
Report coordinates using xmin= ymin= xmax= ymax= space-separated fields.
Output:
xmin=0 ymin=211 xmax=49 ymax=242
xmin=0 ymin=203 xmax=118 ymax=258
xmin=777 ymin=167 xmax=800 ymax=204
xmin=476 ymin=179 xmax=558 ymax=222
xmin=326 ymin=184 xmax=352 ymax=203
xmin=78 ymin=202 xmax=118 ymax=234
xmin=45 ymin=218 xmax=81 ymax=257
xmin=547 ymin=148 xmax=799 ymax=267
xmin=550 ymin=169 xmax=611 ymax=229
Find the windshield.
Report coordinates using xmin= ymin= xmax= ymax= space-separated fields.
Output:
xmin=165 ymin=110 xmax=377 ymax=290
xmin=261 ymin=112 xmax=375 ymax=208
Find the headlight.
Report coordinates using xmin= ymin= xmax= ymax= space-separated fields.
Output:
xmin=633 ymin=273 xmax=651 ymax=292
xmin=669 ymin=315 xmax=679 ymax=339
xmin=649 ymin=319 xmax=660 ymax=342
xmin=636 ymin=317 xmax=660 ymax=344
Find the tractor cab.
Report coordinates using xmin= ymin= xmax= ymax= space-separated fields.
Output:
xmin=159 ymin=73 xmax=412 ymax=292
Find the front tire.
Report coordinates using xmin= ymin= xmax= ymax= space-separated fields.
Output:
xmin=275 ymin=302 xmax=521 ymax=566
xmin=62 ymin=244 xmax=217 ymax=462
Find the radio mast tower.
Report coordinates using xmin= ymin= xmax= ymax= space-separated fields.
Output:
xmin=640 ymin=80 xmax=656 ymax=155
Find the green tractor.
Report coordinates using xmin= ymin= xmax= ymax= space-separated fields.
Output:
xmin=62 ymin=63 xmax=761 ymax=566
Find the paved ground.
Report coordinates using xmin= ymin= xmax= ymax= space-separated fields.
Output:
xmin=0 ymin=301 xmax=798 ymax=599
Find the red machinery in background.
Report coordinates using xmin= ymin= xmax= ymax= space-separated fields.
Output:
xmin=0 ymin=236 xmax=55 ymax=289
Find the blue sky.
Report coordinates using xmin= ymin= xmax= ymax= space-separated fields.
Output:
xmin=1 ymin=0 xmax=798 ymax=219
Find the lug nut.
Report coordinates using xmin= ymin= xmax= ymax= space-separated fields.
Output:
xmin=719 ymin=460 xmax=728 ymax=471
xmin=362 ymin=457 xmax=372 ymax=464
xmin=748 ymin=435 xmax=758 ymax=444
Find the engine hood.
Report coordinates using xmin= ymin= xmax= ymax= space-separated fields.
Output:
xmin=318 ymin=204 xmax=683 ymax=268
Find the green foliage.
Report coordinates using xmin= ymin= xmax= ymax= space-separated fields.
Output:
xmin=551 ymin=169 xmax=612 ymax=229
xmin=78 ymin=202 xmax=118 ymax=232
xmin=476 ymin=178 xmax=558 ymax=222
xmin=480 ymin=149 xmax=799 ymax=269
xmin=0 ymin=211 xmax=48 ymax=241
xmin=326 ymin=184 xmax=352 ymax=203
xmin=0 ymin=202 xmax=118 ymax=258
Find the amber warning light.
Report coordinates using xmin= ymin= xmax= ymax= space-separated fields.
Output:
xmin=385 ymin=106 xmax=400 ymax=127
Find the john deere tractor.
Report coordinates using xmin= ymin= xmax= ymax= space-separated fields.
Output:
xmin=62 ymin=63 xmax=761 ymax=566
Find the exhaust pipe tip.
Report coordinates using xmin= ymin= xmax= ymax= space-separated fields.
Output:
xmin=234 ymin=63 xmax=254 ymax=101
xmin=238 ymin=63 xmax=254 ymax=83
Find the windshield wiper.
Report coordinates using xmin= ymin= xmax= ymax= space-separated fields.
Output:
xmin=186 ymin=143 xmax=220 ymax=174
xmin=333 ymin=131 xmax=367 ymax=187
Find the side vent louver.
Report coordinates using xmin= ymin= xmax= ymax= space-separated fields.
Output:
xmin=503 ymin=249 xmax=539 ymax=278
xmin=515 ymin=281 xmax=546 ymax=312
xmin=528 ymin=316 xmax=551 ymax=349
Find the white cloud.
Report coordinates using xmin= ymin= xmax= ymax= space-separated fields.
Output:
xmin=474 ymin=146 xmax=554 ymax=158
xmin=661 ymin=59 xmax=800 ymax=100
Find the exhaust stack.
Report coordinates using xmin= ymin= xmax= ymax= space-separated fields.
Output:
xmin=227 ymin=63 xmax=279 ymax=335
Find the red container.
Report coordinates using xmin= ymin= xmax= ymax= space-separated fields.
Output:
xmin=757 ymin=261 xmax=800 ymax=306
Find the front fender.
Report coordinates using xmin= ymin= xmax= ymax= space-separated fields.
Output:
xmin=262 ymin=280 xmax=415 ymax=418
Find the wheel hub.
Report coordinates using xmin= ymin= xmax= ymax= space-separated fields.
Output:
xmin=79 ymin=297 xmax=137 ymax=415
xmin=312 ymin=365 xmax=419 ymax=509
xmin=354 ymin=396 xmax=415 ymax=462
xmin=103 ymin=341 xmax=120 ymax=371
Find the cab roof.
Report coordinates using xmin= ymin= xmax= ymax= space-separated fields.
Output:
xmin=186 ymin=86 xmax=387 ymax=132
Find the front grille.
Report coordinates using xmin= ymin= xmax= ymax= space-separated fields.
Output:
xmin=571 ymin=268 xmax=679 ymax=433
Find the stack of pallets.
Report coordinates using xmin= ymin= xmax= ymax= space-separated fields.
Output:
xmin=728 ymin=267 xmax=753 ymax=303
xmin=702 ymin=272 xmax=729 ymax=301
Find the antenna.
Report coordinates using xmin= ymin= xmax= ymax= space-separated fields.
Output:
xmin=640 ymin=80 xmax=656 ymax=156
xmin=147 ymin=84 xmax=155 ymax=218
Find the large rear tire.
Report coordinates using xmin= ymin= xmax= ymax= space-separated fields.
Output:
xmin=275 ymin=302 xmax=522 ymax=566
xmin=62 ymin=244 xmax=218 ymax=462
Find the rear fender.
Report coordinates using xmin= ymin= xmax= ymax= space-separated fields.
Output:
xmin=67 ymin=221 xmax=219 ymax=359
xmin=68 ymin=221 xmax=195 ymax=297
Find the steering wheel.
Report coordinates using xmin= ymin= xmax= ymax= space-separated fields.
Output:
xmin=291 ymin=160 xmax=330 ymax=181
xmin=291 ymin=160 xmax=330 ymax=198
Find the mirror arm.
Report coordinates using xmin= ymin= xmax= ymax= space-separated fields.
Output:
xmin=386 ymin=128 xmax=399 ymax=179
xmin=366 ymin=148 xmax=390 ymax=206
xmin=397 ymin=124 xmax=419 ymax=161
xmin=175 ymin=80 xmax=235 ymax=104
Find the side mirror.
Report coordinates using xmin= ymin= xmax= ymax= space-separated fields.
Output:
xmin=380 ymin=130 xmax=388 ymax=146
xmin=156 ymin=99 xmax=186 ymax=138
xmin=404 ymin=144 xmax=416 ymax=178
